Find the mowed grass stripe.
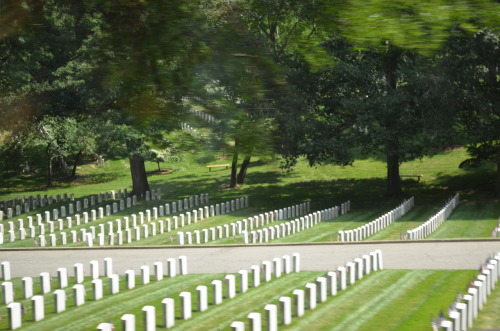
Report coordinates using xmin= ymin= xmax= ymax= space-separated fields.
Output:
xmin=370 ymin=270 xmax=476 ymax=330
xmin=473 ymin=274 xmax=500 ymax=329
xmin=367 ymin=204 xmax=444 ymax=241
xmin=429 ymin=202 xmax=499 ymax=239
xmin=17 ymin=274 xmax=218 ymax=331
xmin=282 ymin=270 xmax=476 ymax=331
xmin=174 ymin=271 xmax=325 ymax=331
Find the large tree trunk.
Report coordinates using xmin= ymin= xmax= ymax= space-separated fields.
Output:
xmin=229 ymin=151 xmax=239 ymax=188
xmin=386 ymin=153 xmax=402 ymax=196
xmin=130 ymin=154 xmax=150 ymax=196
xmin=71 ymin=151 xmax=82 ymax=177
xmin=383 ymin=46 xmax=399 ymax=92
xmin=496 ymin=148 xmax=500 ymax=198
xmin=46 ymin=143 xmax=52 ymax=187
xmin=237 ymin=155 xmax=251 ymax=184
xmin=383 ymin=46 xmax=402 ymax=196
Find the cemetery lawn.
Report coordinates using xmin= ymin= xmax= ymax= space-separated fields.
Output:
xmin=473 ymin=275 xmax=500 ymax=329
xmin=0 ymin=270 xmax=478 ymax=330
xmin=1 ymin=147 xmax=499 ymax=249
xmin=282 ymin=269 xmax=477 ymax=331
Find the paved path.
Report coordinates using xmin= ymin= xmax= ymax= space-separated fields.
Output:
xmin=0 ymin=240 xmax=499 ymax=277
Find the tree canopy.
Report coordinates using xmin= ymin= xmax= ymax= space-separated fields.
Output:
xmin=0 ymin=0 xmax=499 ymax=195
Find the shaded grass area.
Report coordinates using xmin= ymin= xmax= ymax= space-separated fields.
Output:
xmin=1 ymin=148 xmax=497 ymax=216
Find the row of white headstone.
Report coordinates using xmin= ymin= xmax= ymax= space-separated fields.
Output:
xmin=97 ymin=253 xmax=301 ymax=330
xmin=85 ymin=197 xmax=249 ymax=247
xmin=2 ymin=187 xmax=165 ymax=234
xmin=404 ymin=194 xmax=459 ymax=240
xmin=181 ymin=122 xmax=205 ymax=139
xmin=176 ymin=201 xmax=312 ymax=245
xmin=434 ymin=252 xmax=499 ymax=331
xmin=490 ymin=218 xmax=500 ymax=237
xmin=0 ymin=188 xmax=130 ymax=221
xmin=189 ymin=108 xmax=217 ymax=124
xmin=230 ymin=250 xmax=384 ymax=331
xmin=0 ymin=192 xmax=210 ymax=245
xmin=241 ymin=201 xmax=350 ymax=244
xmin=3 ymin=256 xmax=188 ymax=330
xmin=337 ymin=197 xmax=415 ymax=242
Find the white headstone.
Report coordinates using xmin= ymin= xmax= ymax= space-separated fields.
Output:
xmin=92 ymin=278 xmax=103 ymax=301
xmin=142 ymin=306 xmax=155 ymax=331
xmin=316 ymin=277 xmax=327 ymax=302
xmin=125 ymin=270 xmax=135 ymax=290
xmin=180 ymin=292 xmax=192 ymax=320
xmin=7 ymin=302 xmax=22 ymax=329
xmin=39 ymin=272 xmax=51 ymax=294
xmin=251 ymin=265 xmax=260 ymax=287
xmin=57 ymin=267 xmax=68 ymax=289
xmin=31 ymin=295 xmax=45 ymax=321
xmin=109 ymin=274 xmax=120 ymax=294
xmin=279 ymin=296 xmax=292 ymax=325
xmin=2 ymin=281 xmax=14 ymax=304
xmin=265 ymin=304 xmax=278 ymax=331
xmin=73 ymin=284 xmax=85 ymax=306
xmin=121 ymin=314 xmax=135 ymax=331
xmin=248 ymin=312 xmax=261 ymax=331
xmin=54 ymin=289 xmax=66 ymax=313
xmin=1 ymin=261 xmax=11 ymax=280
xmin=22 ymin=277 xmax=33 ymax=299
xmin=212 ymin=280 xmax=223 ymax=304
xmin=293 ymin=253 xmax=301 ymax=272
xmin=162 ymin=297 xmax=175 ymax=328
xmin=179 ymin=256 xmax=188 ymax=275
xmin=141 ymin=265 xmax=150 ymax=285
xmin=293 ymin=289 xmax=305 ymax=317
xmin=305 ymin=283 xmax=317 ymax=309
xmin=90 ymin=260 xmax=99 ymax=279
xmin=154 ymin=262 xmax=164 ymax=281
xmin=167 ymin=258 xmax=176 ymax=277
xmin=104 ymin=257 xmax=113 ymax=277
xmin=262 ymin=261 xmax=272 ymax=282
xmin=74 ymin=263 xmax=84 ymax=283
xmin=327 ymin=271 xmax=337 ymax=296
xmin=239 ymin=270 xmax=248 ymax=293
xmin=273 ymin=258 xmax=282 ymax=278
xmin=97 ymin=323 xmax=114 ymax=331
xmin=196 ymin=285 xmax=208 ymax=312
xmin=225 ymin=274 xmax=236 ymax=299
xmin=230 ymin=321 xmax=245 ymax=331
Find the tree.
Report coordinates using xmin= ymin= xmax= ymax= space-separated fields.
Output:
xmin=188 ymin=2 xmax=282 ymax=188
xmin=274 ymin=0 xmax=500 ymax=195
xmin=334 ymin=0 xmax=499 ymax=195
xmin=0 ymin=1 xmax=209 ymax=195
xmin=442 ymin=30 xmax=500 ymax=195
xmin=20 ymin=116 xmax=91 ymax=186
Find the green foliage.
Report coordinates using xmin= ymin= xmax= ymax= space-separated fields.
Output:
xmin=438 ymin=29 xmax=500 ymax=194
xmin=330 ymin=0 xmax=499 ymax=54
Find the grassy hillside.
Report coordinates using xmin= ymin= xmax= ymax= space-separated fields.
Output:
xmin=0 ymin=148 xmax=499 ymax=329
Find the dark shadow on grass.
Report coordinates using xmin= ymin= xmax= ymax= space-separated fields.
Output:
xmin=0 ymin=171 xmax=124 ymax=196
xmin=418 ymin=169 xmax=496 ymax=201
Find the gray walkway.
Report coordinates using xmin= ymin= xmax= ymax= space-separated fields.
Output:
xmin=1 ymin=240 xmax=499 ymax=277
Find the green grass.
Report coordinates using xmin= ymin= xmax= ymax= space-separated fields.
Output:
xmin=282 ymin=269 xmax=477 ymax=331
xmin=0 ymin=270 xmax=479 ymax=330
xmin=473 ymin=277 xmax=500 ymax=329
xmin=0 ymin=147 xmax=499 ymax=328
